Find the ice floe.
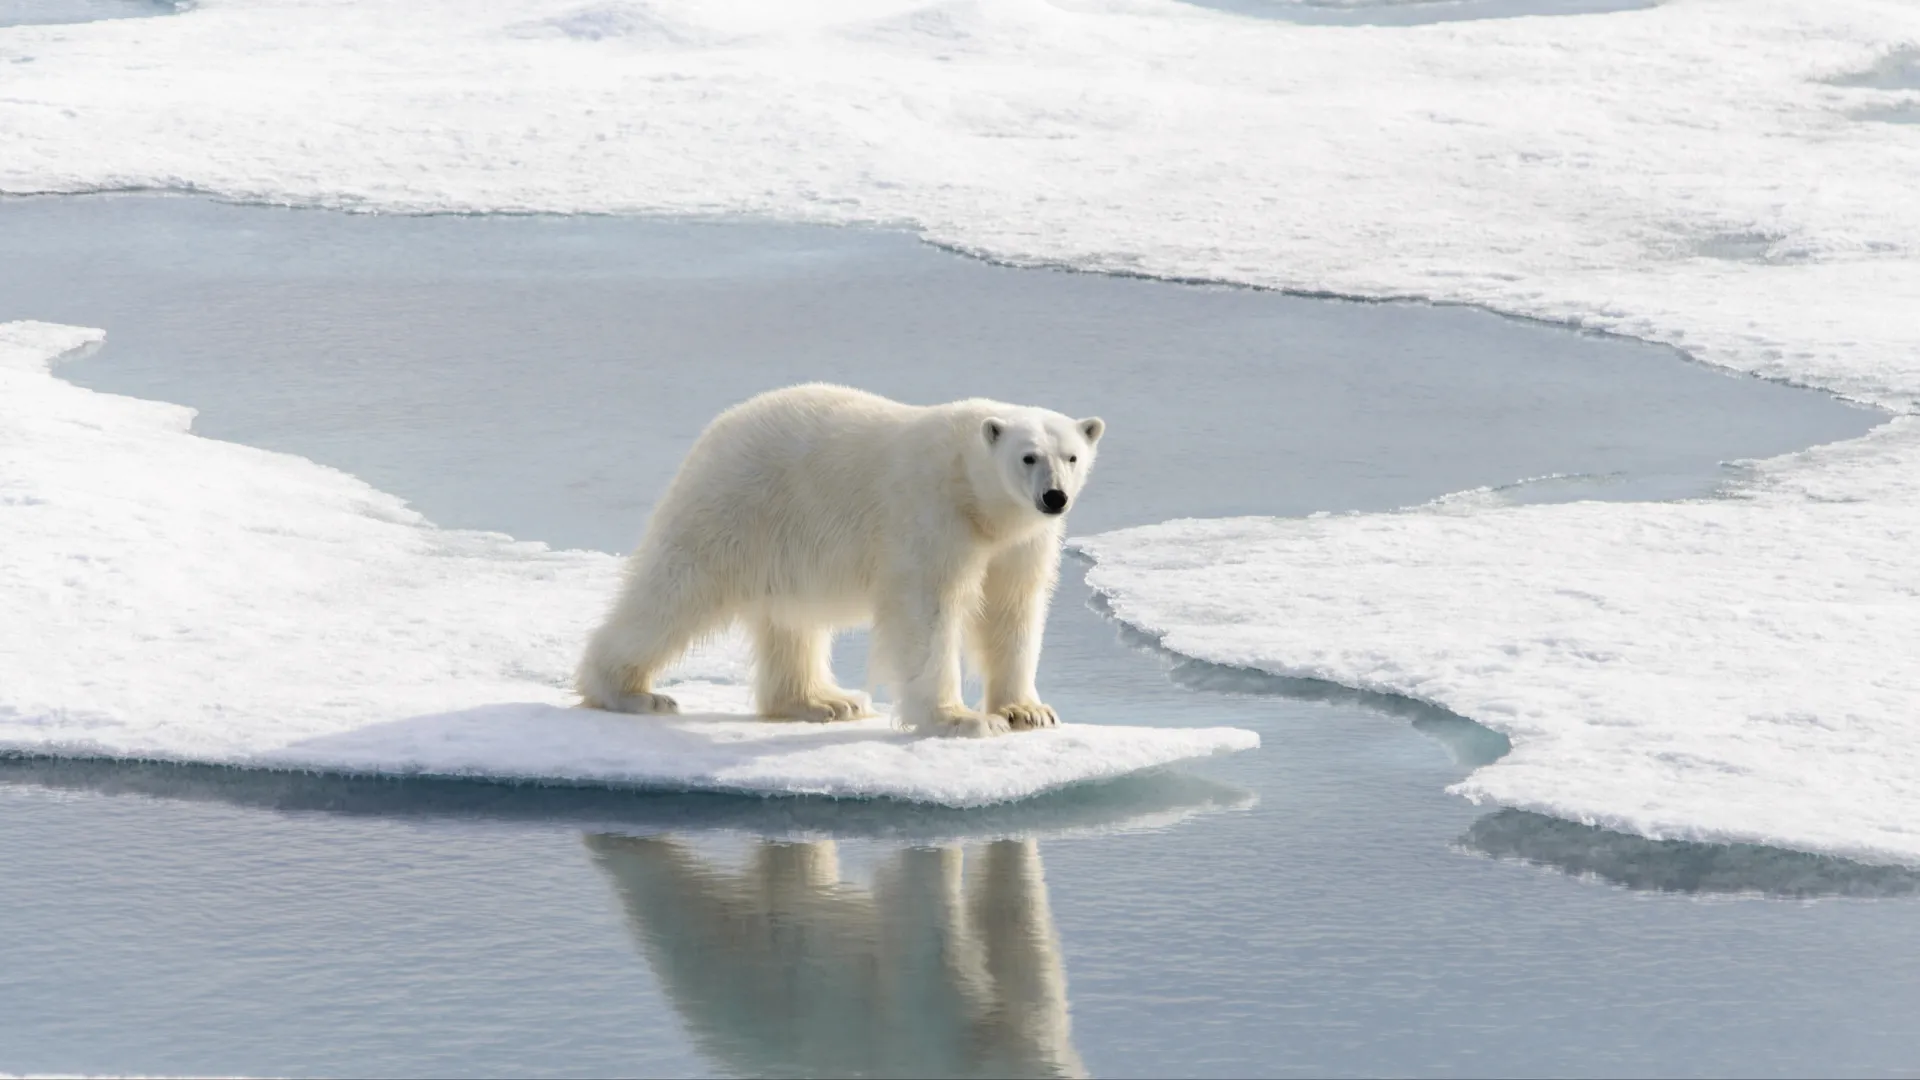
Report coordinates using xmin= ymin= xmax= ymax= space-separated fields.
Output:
xmin=1076 ymin=430 xmax=1920 ymax=865
xmin=0 ymin=322 xmax=1255 ymax=804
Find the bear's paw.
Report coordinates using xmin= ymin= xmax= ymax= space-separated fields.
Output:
xmin=995 ymin=702 xmax=1060 ymax=731
xmin=918 ymin=707 xmax=1012 ymax=739
xmin=585 ymin=691 xmax=680 ymax=715
xmin=765 ymin=688 xmax=874 ymax=723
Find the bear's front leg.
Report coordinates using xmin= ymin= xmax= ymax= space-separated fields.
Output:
xmin=875 ymin=563 xmax=1008 ymax=738
xmin=973 ymin=535 xmax=1063 ymax=731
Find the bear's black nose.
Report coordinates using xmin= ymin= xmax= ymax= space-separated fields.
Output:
xmin=1041 ymin=489 xmax=1068 ymax=514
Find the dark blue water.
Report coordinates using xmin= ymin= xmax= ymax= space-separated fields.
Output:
xmin=1 ymin=194 xmax=1913 ymax=1078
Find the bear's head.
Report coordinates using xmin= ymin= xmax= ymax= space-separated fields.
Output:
xmin=980 ymin=410 xmax=1105 ymax=521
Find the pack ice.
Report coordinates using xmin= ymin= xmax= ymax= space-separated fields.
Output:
xmin=0 ymin=323 xmax=1256 ymax=804
xmin=4 ymin=0 xmax=1920 ymax=860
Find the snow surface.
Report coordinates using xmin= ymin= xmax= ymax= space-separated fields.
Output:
xmin=0 ymin=323 xmax=1256 ymax=805
xmin=1076 ymin=438 xmax=1920 ymax=864
xmin=4 ymin=0 xmax=1920 ymax=858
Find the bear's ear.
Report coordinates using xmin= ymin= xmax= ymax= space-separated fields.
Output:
xmin=1079 ymin=417 xmax=1105 ymax=445
xmin=982 ymin=418 xmax=1005 ymax=446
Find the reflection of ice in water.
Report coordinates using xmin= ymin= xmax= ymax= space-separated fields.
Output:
xmin=1461 ymin=810 xmax=1920 ymax=900
xmin=589 ymin=835 xmax=1085 ymax=1079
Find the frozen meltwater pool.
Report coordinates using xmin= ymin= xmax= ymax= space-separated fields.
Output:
xmin=1830 ymin=47 xmax=1920 ymax=91
xmin=4 ymin=193 xmax=1917 ymax=1078
xmin=1831 ymin=47 xmax=1920 ymax=124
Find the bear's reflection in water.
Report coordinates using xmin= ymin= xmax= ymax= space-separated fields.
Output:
xmin=586 ymin=835 xmax=1086 ymax=1079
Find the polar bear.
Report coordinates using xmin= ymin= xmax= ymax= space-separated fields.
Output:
xmin=577 ymin=384 xmax=1104 ymax=737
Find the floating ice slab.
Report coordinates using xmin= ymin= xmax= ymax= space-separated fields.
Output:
xmin=197 ymin=700 xmax=1258 ymax=807
xmin=0 ymin=322 xmax=1255 ymax=806
xmin=1076 ymin=427 xmax=1920 ymax=866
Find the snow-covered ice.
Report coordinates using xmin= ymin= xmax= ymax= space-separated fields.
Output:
xmin=0 ymin=322 xmax=1256 ymax=804
xmin=3 ymin=0 xmax=1920 ymax=857
xmin=1076 ymin=438 xmax=1920 ymax=864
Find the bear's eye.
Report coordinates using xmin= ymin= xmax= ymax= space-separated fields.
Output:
xmin=1022 ymin=454 xmax=1036 ymax=465
xmin=1068 ymin=455 xmax=1078 ymax=463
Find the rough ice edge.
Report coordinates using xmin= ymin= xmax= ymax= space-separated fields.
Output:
xmin=0 ymin=322 xmax=1257 ymax=809
xmin=0 ymin=754 xmax=1260 ymax=844
xmin=5 ymin=697 xmax=1262 ymax=810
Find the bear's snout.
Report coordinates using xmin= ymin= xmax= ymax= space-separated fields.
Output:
xmin=1041 ymin=489 xmax=1069 ymax=514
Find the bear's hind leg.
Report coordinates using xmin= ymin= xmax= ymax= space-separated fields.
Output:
xmin=577 ymin=552 xmax=728 ymax=714
xmin=753 ymin=621 xmax=871 ymax=722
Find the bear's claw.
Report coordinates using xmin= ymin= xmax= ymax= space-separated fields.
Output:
xmin=996 ymin=703 xmax=1059 ymax=731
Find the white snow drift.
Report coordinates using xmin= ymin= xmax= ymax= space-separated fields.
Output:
xmin=4 ymin=0 xmax=1920 ymax=858
xmin=0 ymin=323 xmax=1256 ymax=804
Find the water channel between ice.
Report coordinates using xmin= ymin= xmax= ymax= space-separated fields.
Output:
xmin=3 ymin=193 xmax=1917 ymax=1078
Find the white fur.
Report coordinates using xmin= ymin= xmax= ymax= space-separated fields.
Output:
xmin=577 ymin=384 xmax=1104 ymax=737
